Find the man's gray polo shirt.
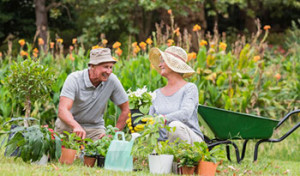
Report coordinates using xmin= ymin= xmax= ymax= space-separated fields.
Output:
xmin=60 ymin=69 xmax=128 ymax=128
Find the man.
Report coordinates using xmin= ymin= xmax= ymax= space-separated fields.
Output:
xmin=55 ymin=48 xmax=130 ymax=141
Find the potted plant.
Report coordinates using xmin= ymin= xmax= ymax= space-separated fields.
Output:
xmin=82 ymin=138 xmax=97 ymax=167
xmin=4 ymin=124 xmax=61 ymax=165
xmin=95 ymin=125 xmax=118 ymax=167
xmin=59 ymin=131 xmax=81 ymax=165
xmin=197 ymin=143 xmax=225 ymax=176
xmin=131 ymin=115 xmax=175 ymax=174
xmin=177 ymin=142 xmax=203 ymax=175
xmin=127 ymin=86 xmax=156 ymax=132
xmin=4 ymin=58 xmax=54 ymax=127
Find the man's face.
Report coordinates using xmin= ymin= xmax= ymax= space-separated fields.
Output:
xmin=90 ymin=62 xmax=114 ymax=82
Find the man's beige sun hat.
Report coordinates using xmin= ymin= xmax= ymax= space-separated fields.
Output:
xmin=89 ymin=48 xmax=116 ymax=65
xmin=149 ymin=46 xmax=195 ymax=78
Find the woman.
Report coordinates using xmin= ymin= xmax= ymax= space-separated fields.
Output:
xmin=148 ymin=46 xmax=203 ymax=144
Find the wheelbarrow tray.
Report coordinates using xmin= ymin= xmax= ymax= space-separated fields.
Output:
xmin=198 ymin=105 xmax=279 ymax=140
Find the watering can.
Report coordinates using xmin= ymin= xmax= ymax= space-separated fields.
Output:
xmin=104 ymin=132 xmax=140 ymax=171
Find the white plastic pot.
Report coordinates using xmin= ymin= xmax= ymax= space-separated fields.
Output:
xmin=34 ymin=154 xmax=48 ymax=165
xmin=148 ymin=154 xmax=174 ymax=174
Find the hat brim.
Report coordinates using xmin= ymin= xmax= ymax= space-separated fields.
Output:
xmin=149 ymin=48 xmax=195 ymax=78
xmin=88 ymin=57 xmax=117 ymax=65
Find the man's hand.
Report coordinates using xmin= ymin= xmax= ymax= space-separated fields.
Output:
xmin=73 ymin=125 xmax=86 ymax=139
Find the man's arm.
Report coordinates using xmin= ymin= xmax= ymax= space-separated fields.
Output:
xmin=58 ymin=96 xmax=86 ymax=139
xmin=115 ymin=101 xmax=130 ymax=130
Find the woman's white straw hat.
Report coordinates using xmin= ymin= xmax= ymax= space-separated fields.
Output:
xmin=149 ymin=46 xmax=195 ymax=78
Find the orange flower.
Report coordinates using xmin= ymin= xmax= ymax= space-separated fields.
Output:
xmin=264 ymin=25 xmax=271 ymax=31
xmin=33 ymin=52 xmax=38 ymax=58
xmin=168 ymin=9 xmax=172 ymax=15
xmin=193 ymin=24 xmax=201 ymax=32
xmin=50 ymin=42 xmax=55 ymax=49
xmin=56 ymin=38 xmax=63 ymax=44
xmin=69 ymin=45 xmax=74 ymax=51
xmin=174 ymin=27 xmax=180 ymax=36
xmin=253 ymin=56 xmax=261 ymax=62
xmin=33 ymin=48 xmax=39 ymax=53
xmin=133 ymin=46 xmax=140 ymax=54
xmin=200 ymin=40 xmax=208 ymax=46
xmin=115 ymin=48 xmax=123 ymax=56
xmin=112 ymin=56 xmax=118 ymax=61
xmin=146 ymin=38 xmax=153 ymax=45
xmin=167 ymin=39 xmax=174 ymax=47
xmin=112 ymin=41 xmax=121 ymax=49
xmin=132 ymin=42 xmax=138 ymax=48
xmin=139 ymin=42 xmax=147 ymax=51
xmin=20 ymin=50 xmax=28 ymax=57
xmin=219 ymin=42 xmax=227 ymax=51
xmin=0 ymin=52 xmax=2 ymax=57
xmin=274 ymin=73 xmax=281 ymax=81
xmin=18 ymin=39 xmax=25 ymax=47
xmin=92 ymin=45 xmax=102 ymax=49
xmin=102 ymin=39 xmax=108 ymax=45
xmin=187 ymin=52 xmax=197 ymax=61
xmin=72 ymin=38 xmax=77 ymax=44
xmin=69 ymin=53 xmax=75 ymax=61
xmin=38 ymin=38 xmax=44 ymax=45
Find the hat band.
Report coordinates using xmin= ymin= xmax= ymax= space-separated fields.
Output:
xmin=165 ymin=51 xmax=186 ymax=63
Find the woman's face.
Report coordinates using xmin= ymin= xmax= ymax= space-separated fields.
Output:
xmin=158 ymin=57 xmax=173 ymax=77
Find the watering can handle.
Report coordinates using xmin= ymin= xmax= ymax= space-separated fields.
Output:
xmin=114 ymin=131 xmax=125 ymax=141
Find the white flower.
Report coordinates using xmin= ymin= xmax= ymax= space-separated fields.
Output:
xmin=149 ymin=92 xmax=156 ymax=100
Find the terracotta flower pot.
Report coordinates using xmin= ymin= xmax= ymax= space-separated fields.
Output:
xmin=84 ymin=156 xmax=96 ymax=167
xmin=59 ymin=148 xmax=77 ymax=165
xmin=197 ymin=160 xmax=218 ymax=176
xmin=181 ymin=166 xmax=196 ymax=175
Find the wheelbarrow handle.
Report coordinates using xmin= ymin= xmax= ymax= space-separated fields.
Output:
xmin=275 ymin=109 xmax=300 ymax=129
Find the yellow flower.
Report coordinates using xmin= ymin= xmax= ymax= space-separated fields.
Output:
xmin=206 ymin=55 xmax=215 ymax=67
xmin=199 ymin=40 xmax=208 ymax=46
xmin=102 ymin=39 xmax=108 ymax=45
xmin=219 ymin=42 xmax=227 ymax=51
xmin=264 ymin=25 xmax=271 ymax=31
xmin=92 ymin=45 xmax=101 ymax=49
xmin=115 ymin=48 xmax=123 ymax=56
xmin=132 ymin=42 xmax=138 ymax=48
xmin=18 ymin=39 xmax=25 ymax=47
xmin=20 ymin=50 xmax=28 ymax=57
xmin=112 ymin=41 xmax=121 ymax=49
xmin=139 ymin=42 xmax=147 ymax=51
xmin=38 ymin=38 xmax=44 ymax=45
xmin=193 ymin=24 xmax=201 ymax=32
xmin=133 ymin=46 xmax=140 ymax=54
xmin=50 ymin=42 xmax=55 ymax=49
xmin=167 ymin=39 xmax=174 ymax=47
xmin=33 ymin=48 xmax=39 ymax=53
xmin=146 ymin=38 xmax=153 ymax=45
xmin=187 ymin=52 xmax=197 ymax=61
xmin=274 ymin=73 xmax=281 ymax=81
xmin=56 ymin=38 xmax=63 ymax=44
xmin=168 ymin=9 xmax=172 ymax=15
xmin=72 ymin=38 xmax=77 ymax=44
xmin=196 ymin=68 xmax=201 ymax=74
xmin=253 ymin=55 xmax=261 ymax=62
xmin=174 ymin=27 xmax=180 ymax=36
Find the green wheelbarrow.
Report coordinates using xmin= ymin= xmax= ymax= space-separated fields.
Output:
xmin=198 ymin=105 xmax=300 ymax=163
